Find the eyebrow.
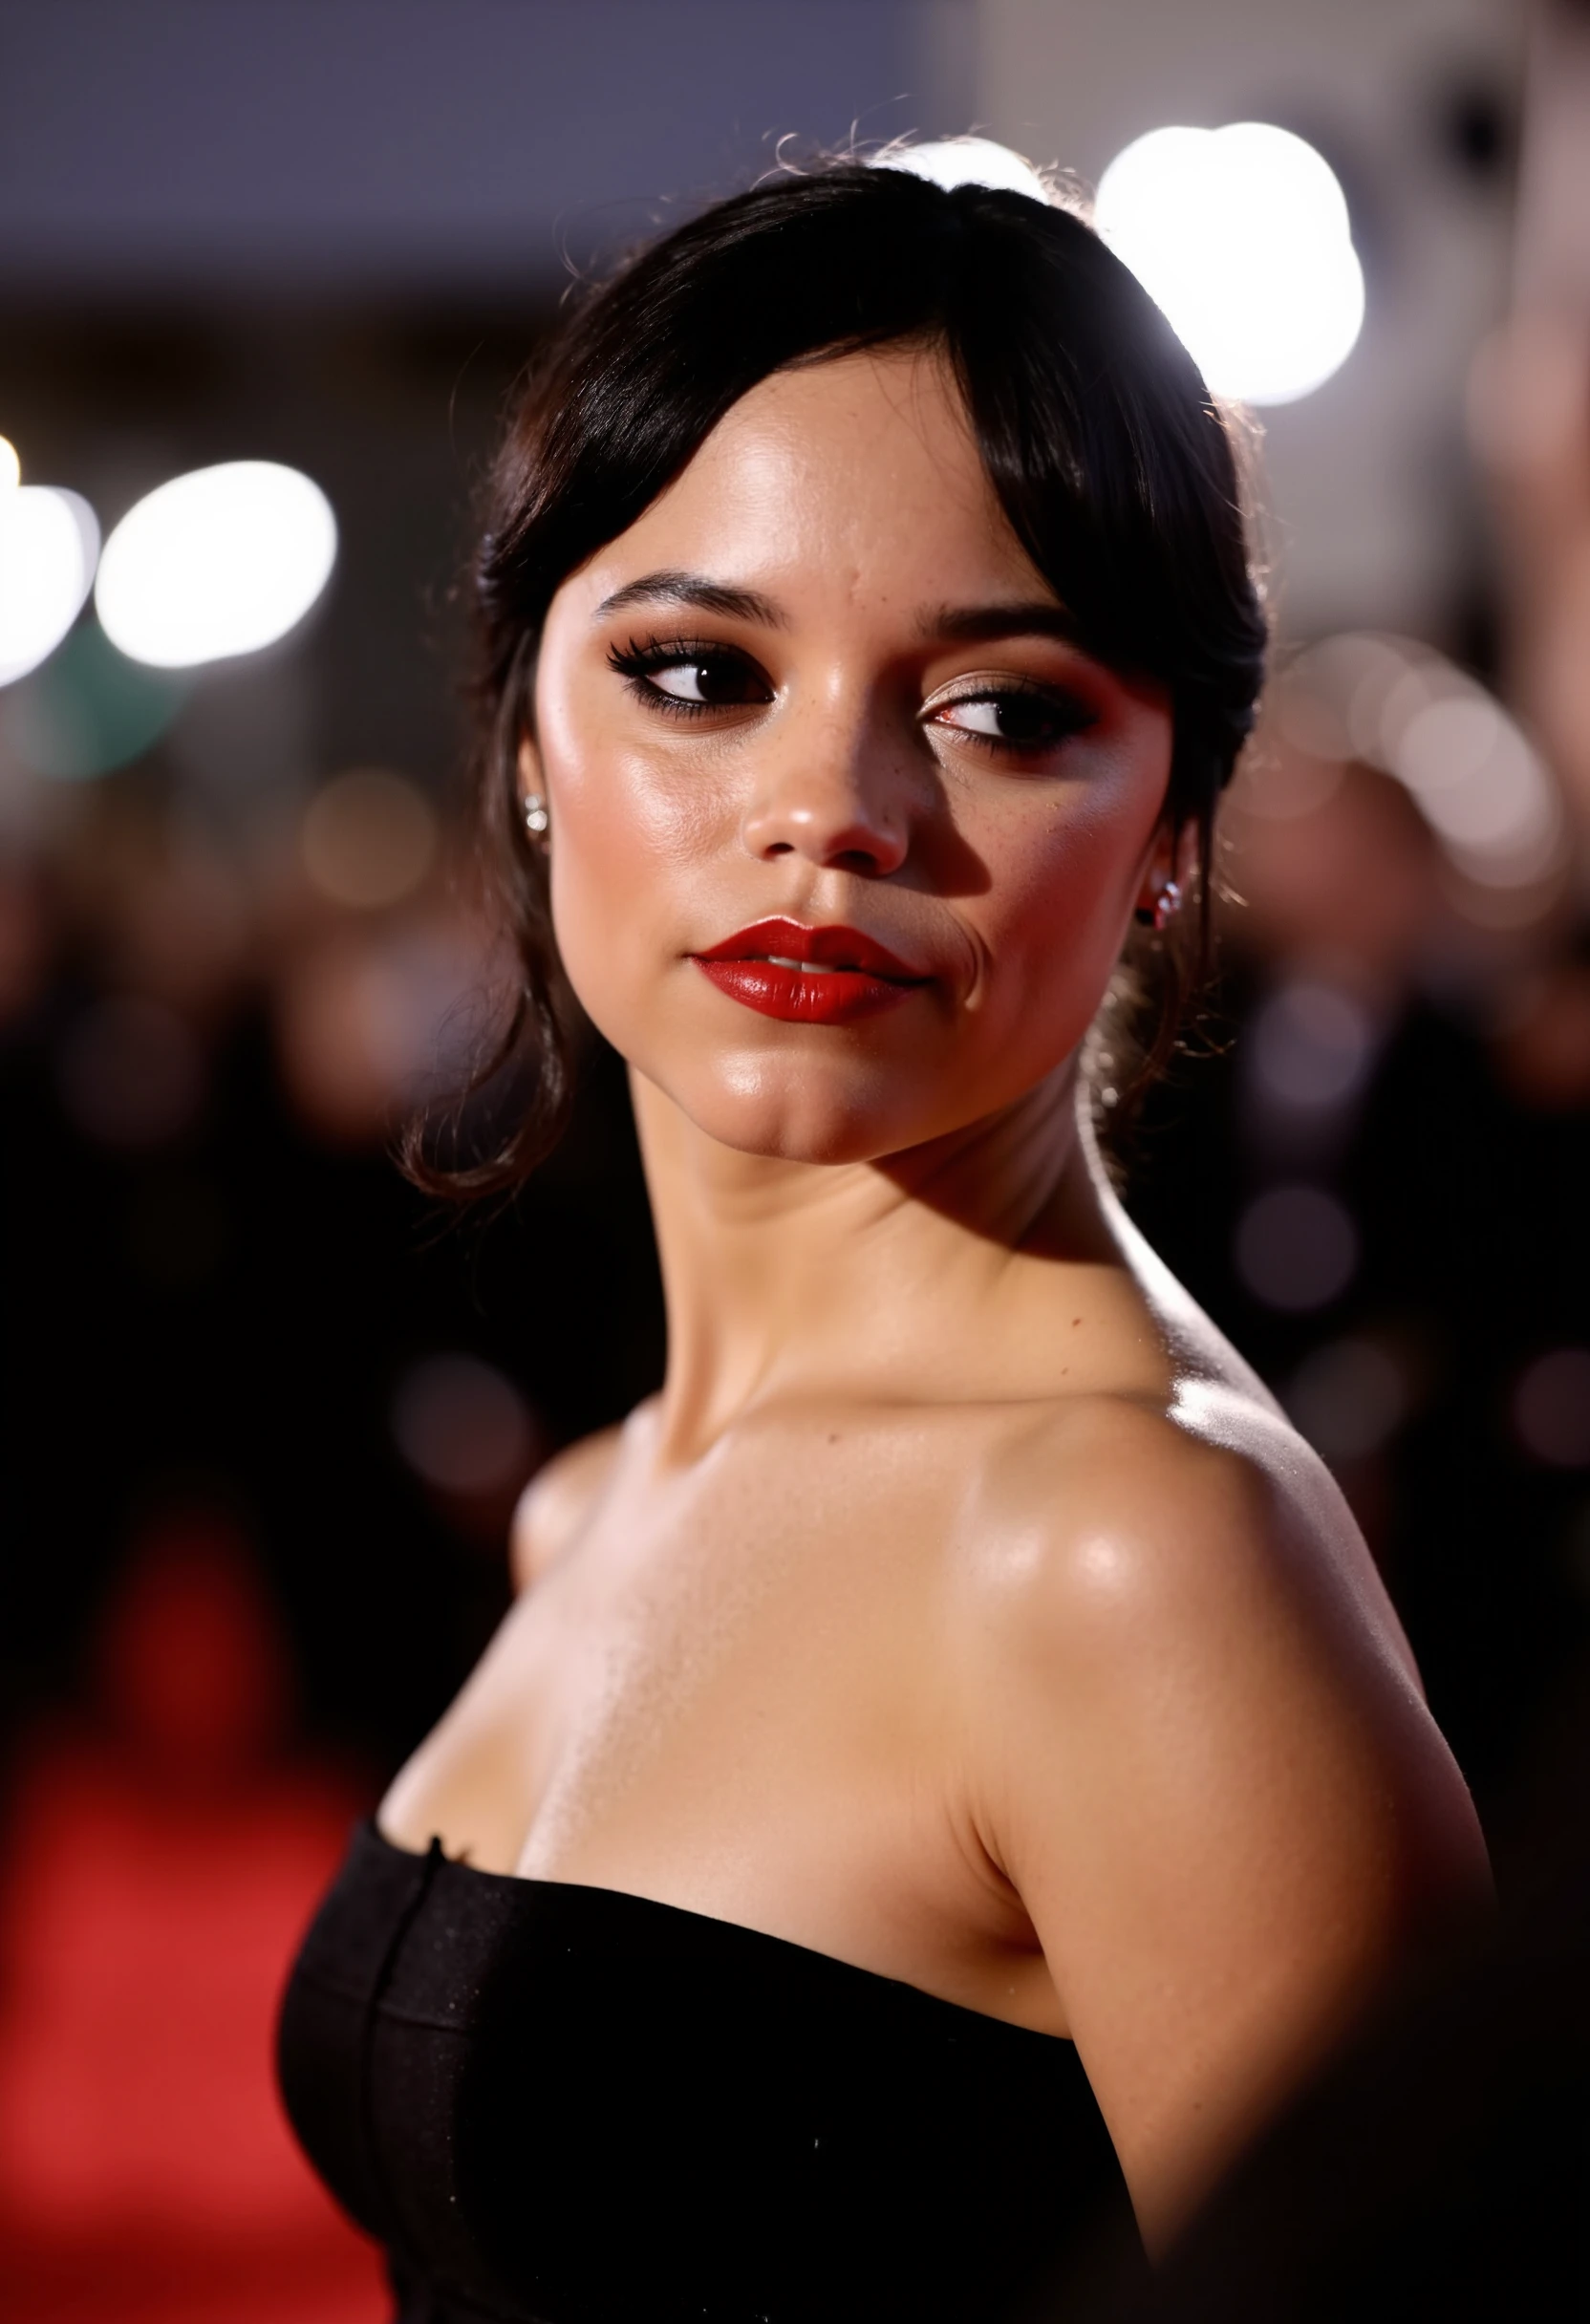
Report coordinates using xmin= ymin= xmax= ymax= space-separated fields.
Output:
xmin=592 ymin=570 xmax=788 ymax=628
xmin=919 ymin=600 xmax=1080 ymax=646
xmin=591 ymin=573 xmax=1082 ymax=650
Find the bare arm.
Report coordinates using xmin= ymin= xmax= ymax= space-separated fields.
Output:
xmin=969 ymin=1402 xmax=1488 ymax=2250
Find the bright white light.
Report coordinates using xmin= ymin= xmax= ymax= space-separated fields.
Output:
xmin=1096 ymin=122 xmax=1364 ymax=404
xmin=0 ymin=485 xmax=99 ymax=686
xmin=0 ymin=437 xmax=19 ymax=491
xmin=871 ymin=137 xmax=1050 ymax=202
xmin=96 ymin=461 xmax=336 ymax=669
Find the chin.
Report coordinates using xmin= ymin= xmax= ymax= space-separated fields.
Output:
xmin=641 ymin=1043 xmax=941 ymax=1166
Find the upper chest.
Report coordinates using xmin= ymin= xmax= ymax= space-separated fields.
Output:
xmin=394 ymin=1400 xmax=1028 ymax=1876
xmin=512 ymin=1405 xmax=991 ymax=1741
xmin=376 ymin=1394 xmax=1122 ymax=2026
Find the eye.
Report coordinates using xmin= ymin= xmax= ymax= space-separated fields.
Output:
xmin=607 ymin=635 xmax=773 ymax=715
xmin=932 ymin=684 xmax=1097 ymax=753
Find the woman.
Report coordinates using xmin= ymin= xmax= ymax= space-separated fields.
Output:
xmin=278 ymin=147 xmax=1487 ymax=2324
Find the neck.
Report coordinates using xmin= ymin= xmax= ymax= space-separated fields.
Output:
xmin=630 ymin=1065 xmax=1118 ymax=1459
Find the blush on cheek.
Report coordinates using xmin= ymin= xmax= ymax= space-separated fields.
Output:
xmin=1004 ymin=818 xmax=1141 ymax=969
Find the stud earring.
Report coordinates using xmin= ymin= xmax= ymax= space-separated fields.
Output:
xmin=522 ymin=792 xmax=548 ymax=838
xmin=1134 ymin=878 xmax=1182 ymax=932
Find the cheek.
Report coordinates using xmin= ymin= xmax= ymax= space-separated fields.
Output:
xmin=972 ymin=783 xmax=1153 ymax=1001
xmin=541 ymin=671 xmax=731 ymax=873
xmin=536 ymin=695 xmax=725 ymax=1037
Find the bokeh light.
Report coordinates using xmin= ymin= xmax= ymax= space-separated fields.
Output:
xmin=2 ymin=618 xmax=186 ymax=779
xmin=0 ymin=436 xmax=19 ymax=490
xmin=1250 ymin=980 xmax=1377 ymax=1116
xmin=95 ymin=461 xmax=336 ymax=669
xmin=391 ymin=1353 xmax=539 ymax=1499
xmin=1276 ymin=632 xmax=1568 ymax=917
xmin=1096 ymin=121 xmax=1365 ymax=404
xmin=0 ymin=484 xmax=100 ymax=687
xmin=272 ymin=911 xmax=495 ymax=1147
xmin=1513 ymin=1350 xmax=1590 ymax=1469
xmin=301 ymin=767 xmax=439 ymax=911
xmin=1235 ymin=1183 xmax=1359 ymax=1312
xmin=1286 ymin=1337 xmax=1409 ymax=1466
xmin=56 ymin=995 xmax=205 ymax=1150
xmin=1396 ymin=694 xmax=1559 ymax=888
xmin=871 ymin=136 xmax=1051 ymax=201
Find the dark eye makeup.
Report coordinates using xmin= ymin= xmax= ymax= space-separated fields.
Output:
xmin=606 ymin=635 xmax=773 ymax=715
xmin=605 ymin=634 xmax=1100 ymax=758
xmin=928 ymin=678 xmax=1099 ymax=754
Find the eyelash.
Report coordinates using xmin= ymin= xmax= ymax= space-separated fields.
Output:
xmin=932 ymin=679 xmax=1099 ymax=755
xmin=605 ymin=635 xmax=765 ymax=719
xmin=604 ymin=634 xmax=1098 ymax=754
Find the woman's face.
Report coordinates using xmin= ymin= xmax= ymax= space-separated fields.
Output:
xmin=526 ymin=346 xmax=1175 ymax=1164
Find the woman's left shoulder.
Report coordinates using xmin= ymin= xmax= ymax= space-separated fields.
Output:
xmin=959 ymin=1378 xmax=1423 ymax=1707
xmin=956 ymin=1382 xmax=1489 ymax=2249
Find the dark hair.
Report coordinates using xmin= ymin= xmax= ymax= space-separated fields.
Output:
xmin=411 ymin=155 xmax=1266 ymax=1196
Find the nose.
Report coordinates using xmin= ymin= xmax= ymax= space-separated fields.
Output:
xmin=739 ymin=700 xmax=913 ymax=877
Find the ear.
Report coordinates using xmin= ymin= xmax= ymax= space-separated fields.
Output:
xmin=1131 ymin=817 xmax=1201 ymax=931
xmin=1132 ymin=820 xmax=1185 ymax=918
xmin=516 ymin=731 xmax=545 ymax=802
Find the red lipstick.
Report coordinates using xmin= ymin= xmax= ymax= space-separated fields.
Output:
xmin=692 ymin=917 xmax=928 ymax=1025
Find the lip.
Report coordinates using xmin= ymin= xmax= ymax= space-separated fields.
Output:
xmin=691 ymin=916 xmax=929 ymax=1026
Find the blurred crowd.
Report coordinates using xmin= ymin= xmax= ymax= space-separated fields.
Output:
xmin=0 ymin=328 xmax=664 ymax=2314
xmin=1133 ymin=309 xmax=1590 ymax=1827
xmin=0 ymin=690 xmax=680 ymax=1719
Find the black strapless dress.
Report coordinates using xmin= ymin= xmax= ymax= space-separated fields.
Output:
xmin=276 ymin=1819 xmax=1137 ymax=2323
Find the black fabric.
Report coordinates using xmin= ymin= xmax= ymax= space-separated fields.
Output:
xmin=277 ymin=1819 xmax=1136 ymax=2323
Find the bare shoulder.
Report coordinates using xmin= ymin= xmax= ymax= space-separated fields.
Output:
xmin=965 ymin=1378 xmax=1421 ymax=1699
xmin=956 ymin=1380 xmax=1488 ymax=2248
xmin=955 ymin=1376 xmax=1489 ymax=1948
xmin=508 ymin=1420 xmax=628 ymax=1592
xmin=956 ymin=1376 xmax=1492 ymax=1936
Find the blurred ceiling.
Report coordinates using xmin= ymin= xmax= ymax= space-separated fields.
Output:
xmin=0 ymin=0 xmax=1531 ymax=646
xmin=0 ymin=1 xmax=973 ymax=291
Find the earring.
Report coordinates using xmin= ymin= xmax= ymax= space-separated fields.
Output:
xmin=1134 ymin=878 xmax=1182 ymax=932
xmin=522 ymin=792 xmax=548 ymax=838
